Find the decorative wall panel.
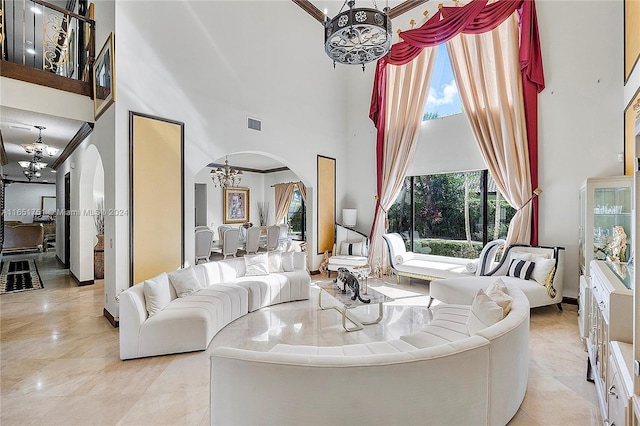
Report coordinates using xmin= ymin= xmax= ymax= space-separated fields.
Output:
xmin=317 ymin=155 xmax=335 ymax=254
xmin=625 ymin=0 xmax=640 ymax=82
xmin=130 ymin=112 xmax=184 ymax=285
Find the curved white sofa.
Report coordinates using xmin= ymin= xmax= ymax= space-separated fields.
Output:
xmin=119 ymin=252 xmax=310 ymax=360
xmin=210 ymin=285 xmax=530 ymax=426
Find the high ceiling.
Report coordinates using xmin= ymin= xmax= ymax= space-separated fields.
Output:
xmin=1 ymin=106 xmax=85 ymax=183
xmin=1 ymin=1 xmax=430 ymax=183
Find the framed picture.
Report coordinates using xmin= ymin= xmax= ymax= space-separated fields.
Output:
xmin=41 ymin=196 xmax=56 ymax=215
xmin=223 ymin=187 xmax=250 ymax=224
xmin=93 ymin=32 xmax=115 ymax=120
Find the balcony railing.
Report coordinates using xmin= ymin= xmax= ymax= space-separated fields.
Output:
xmin=0 ymin=0 xmax=95 ymax=96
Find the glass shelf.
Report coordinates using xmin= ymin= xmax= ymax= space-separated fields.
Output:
xmin=605 ymin=261 xmax=635 ymax=290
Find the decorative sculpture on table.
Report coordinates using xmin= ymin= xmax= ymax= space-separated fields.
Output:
xmin=334 ymin=267 xmax=370 ymax=303
xmin=607 ymin=225 xmax=627 ymax=263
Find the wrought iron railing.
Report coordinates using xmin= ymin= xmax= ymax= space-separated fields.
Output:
xmin=1 ymin=0 xmax=95 ymax=82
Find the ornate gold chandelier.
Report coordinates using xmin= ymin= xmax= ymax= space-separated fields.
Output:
xmin=210 ymin=158 xmax=243 ymax=188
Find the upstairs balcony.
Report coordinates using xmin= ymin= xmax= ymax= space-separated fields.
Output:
xmin=0 ymin=0 xmax=95 ymax=97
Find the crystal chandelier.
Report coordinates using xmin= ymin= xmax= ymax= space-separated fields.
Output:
xmin=210 ymin=158 xmax=243 ymax=188
xmin=324 ymin=0 xmax=391 ymax=70
xmin=18 ymin=126 xmax=58 ymax=182
xmin=19 ymin=161 xmax=47 ymax=181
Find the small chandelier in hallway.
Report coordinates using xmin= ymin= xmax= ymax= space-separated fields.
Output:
xmin=210 ymin=158 xmax=243 ymax=188
xmin=18 ymin=126 xmax=59 ymax=182
xmin=324 ymin=0 xmax=391 ymax=70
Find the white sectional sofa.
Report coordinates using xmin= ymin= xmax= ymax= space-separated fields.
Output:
xmin=119 ymin=252 xmax=310 ymax=360
xmin=210 ymin=284 xmax=530 ymax=426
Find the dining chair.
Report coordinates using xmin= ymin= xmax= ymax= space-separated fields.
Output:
xmin=222 ymin=228 xmax=240 ymax=259
xmin=277 ymin=223 xmax=291 ymax=249
xmin=218 ymin=225 xmax=232 ymax=241
xmin=244 ymin=226 xmax=262 ymax=255
xmin=195 ymin=226 xmax=210 ymax=232
xmin=194 ymin=229 xmax=214 ymax=264
xmin=264 ymin=225 xmax=280 ymax=252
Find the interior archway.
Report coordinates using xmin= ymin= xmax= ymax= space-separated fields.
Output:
xmin=194 ymin=152 xmax=311 ymax=259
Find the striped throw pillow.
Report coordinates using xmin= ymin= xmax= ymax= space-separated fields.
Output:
xmin=507 ymin=259 xmax=535 ymax=280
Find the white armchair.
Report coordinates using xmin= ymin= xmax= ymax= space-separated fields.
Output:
xmin=327 ymin=224 xmax=369 ymax=277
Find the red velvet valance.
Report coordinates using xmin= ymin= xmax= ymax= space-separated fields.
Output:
xmin=369 ymin=0 xmax=544 ymax=245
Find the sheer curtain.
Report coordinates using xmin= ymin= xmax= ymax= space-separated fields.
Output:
xmin=368 ymin=48 xmax=436 ymax=266
xmin=273 ymin=183 xmax=295 ymax=224
xmin=370 ymin=0 xmax=544 ymax=245
xmin=296 ymin=181 xmax=306 ymax=203
xmin=447 ymin=14 xmax=532 ymax=245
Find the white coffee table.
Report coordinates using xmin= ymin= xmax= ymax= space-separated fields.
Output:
xmin=317 ymin=281 xmax=393 ymax=332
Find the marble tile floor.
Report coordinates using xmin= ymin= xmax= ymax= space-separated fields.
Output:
xmin=0 ymin=252 xmax=601 ymax=425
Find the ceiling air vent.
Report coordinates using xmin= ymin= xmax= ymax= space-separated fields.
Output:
xmin=247 ymin=117 xmax=261 ymax=131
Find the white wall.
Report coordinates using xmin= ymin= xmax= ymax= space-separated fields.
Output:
xmin=114 ymin=1 xmax=350 ymax=274
xmin=345 ymin=0 xmax=624 ymax=298
xmin=4 ymin=183 xmax=56 ymax=222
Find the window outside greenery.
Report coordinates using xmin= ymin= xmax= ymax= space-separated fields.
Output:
xmin=285 ymin=188 xmax=305 ymax=240
xmin=387 ymin=171 xmax=515 ymax=258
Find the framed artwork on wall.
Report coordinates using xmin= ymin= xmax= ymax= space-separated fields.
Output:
xmin=224 ymin=188 xmax=250 ymax=224
xmin=41 ymin=196 xmax=56 ymax=215
xmin=93 ymin=32 xmax=115 ymax=120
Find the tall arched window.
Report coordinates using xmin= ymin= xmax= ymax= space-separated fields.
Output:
xmin=423 ymin=44 xmax=462 ymax=121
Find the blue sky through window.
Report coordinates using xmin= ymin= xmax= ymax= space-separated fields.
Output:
xmin=423 ymin=44 xmax=462 ymax=120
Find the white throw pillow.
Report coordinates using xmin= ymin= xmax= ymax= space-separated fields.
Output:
xmin=267 ymin=251 xmax=283 ymax=273
xmin=168 ymin=267 xmax=202 ymax=298
xmin=244 ymin=253 xmax=269 ymax=276
xmin=510 ymin=251 xmax=533 ymax=262
xmin=486 ymin=277 xmax=508 ymax=294
xmin=531 ymin=257 xmax=556 ymax=286
xmin=281 ymin=251 xmax=295 ymax=272
xmin=395 ymin=252 xmax=414 ymax=264
xmin=466 ymin=289 xmax=505 ymax=335
xmin=340 ymin=241 xmax=364 ymax=256
xmin=485 ymin=278 xmax=513 ymax=316
xmin=143 ymin=273 xmax=172 ymax=317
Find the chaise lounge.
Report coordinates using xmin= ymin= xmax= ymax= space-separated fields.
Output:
xmin=382 ymin=232 xmax=505 ymax=281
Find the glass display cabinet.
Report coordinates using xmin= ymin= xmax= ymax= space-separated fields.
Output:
xmin=579 ymin=176 xmax=634 ymax=277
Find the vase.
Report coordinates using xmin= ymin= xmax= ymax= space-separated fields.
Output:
xmin=94 ymin=234 xmax=104 ymax=279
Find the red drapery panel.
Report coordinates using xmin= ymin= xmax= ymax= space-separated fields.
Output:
xmin=369 ymin=0 xmax=544 ymax=245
